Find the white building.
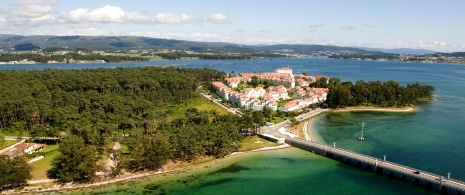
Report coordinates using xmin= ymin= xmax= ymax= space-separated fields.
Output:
xmin=275 ymin=67 xmax=293 ymax=75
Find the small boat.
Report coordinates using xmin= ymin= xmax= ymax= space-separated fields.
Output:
xmin=358 ymin=122 xmax=365 ymax=141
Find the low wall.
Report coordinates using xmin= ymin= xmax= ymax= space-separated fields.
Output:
xmin=258 ymin=134 xmax=285 ymax=144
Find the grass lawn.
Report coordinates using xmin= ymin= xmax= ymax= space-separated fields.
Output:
xmin=0 ymin=130 xmax=30 ymax=137
xmin=30 ymin=145 xmax=60 ymax=180
xmin=1 ymin=140 xmax=18 ymax=150
xmin=167 ymin=96 xmax=230 ymax=121
xmin=270 ymin=117 xmax=286 ymax=124
xmin=239 ymin=135 xmax=280 ymax=152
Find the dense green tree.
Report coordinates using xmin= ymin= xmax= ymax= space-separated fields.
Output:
xmin=325 ymin=79 xmax=434 ymax=108
xmin=0 ymin=155 xmax=31 ymax=191
xmin=251 ymin=111 xmax=265 ymax=134
xmin=0 ymin=67 xmax=248 ymax=175
xmin=129 ymin=135 xmax=172 ymax=171
xmin=250 ymin=76 xmax=260 ymax=88
xmin=310 ymin=77 xmax=329 ymax=88
xmin=47 ymin=135 xmax=99 ymax=183
xmin=329 ymin=77 xmax=341 ymax=86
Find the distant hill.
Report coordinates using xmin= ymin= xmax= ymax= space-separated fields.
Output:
xmin=0 ymin=34 xmax=426 ymax=56
xmin=0 ymin=34 xmax=256 ymax=53
xmin=0 ymin=34 xmax=375 ymax=54
xmin=252 ymin=44 xmax=368 ymax=53
xmin=356 ymin=47 xmax=436 ymax=55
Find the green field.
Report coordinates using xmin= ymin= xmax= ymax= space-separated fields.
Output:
xmin=30 ymin=145 xmax=60 ymax=180
xmin=0 ymin=130 xmax=30 ymax=137
xmin=238 ymin=135 xmax=280 ymax=152
xmin=166 ymin=96 xmax=230 ymax=121
xmin=1 ymin=140 xmax=18 ymax=149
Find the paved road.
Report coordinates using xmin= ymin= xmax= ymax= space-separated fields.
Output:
xmin=294 ymin=108 xmax=328 ymax=121
xmin=259 ymin=108 xmax=327 ymax=138
xmin=259 ymin=120 xmax=292 ymax=138
xmin=4 ymin=136 xmax=30 ymax=140
xmin=4 ymin=135 xmax=60 ymax=141
xmin=27 ymin=179 xmax=56 ymax=184
xmin=199 ymin=89 xmax=242 ymax=116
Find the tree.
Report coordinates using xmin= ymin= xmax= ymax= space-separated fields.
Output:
xmin=250 ymin=76 xmax=260 ymax=88
xmin=130 ymin=135 xmax=172 ymax=171
xmin=0 ymin=155 xmax=31 ymax=191
xmin=47 ymin=135 xmax=99 ymax=183
xmin=329 ymin=77 xmax=341 ymax=86
xmin=251 ymin=111 xmax=265 ymax=134
xmin=0 ymin=134 xmax=4 ymax=147
xmin=290 ymin=117 xmax=300 ymax=126
xmin=302 ymin=71 xmax=308 ymax=76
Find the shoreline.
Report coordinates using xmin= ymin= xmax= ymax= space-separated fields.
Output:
xmin=304 ymin=118 xmax=326 ymax=144
xmin=10 ymin=144 xmax=291 ymax=194
xmin=303 ymin=106 xmax=419 ymax=145
xmin=331 ymin=106 xmax=418 ymax=113
xmin=15 ymin=106 xmax=420 ymax=194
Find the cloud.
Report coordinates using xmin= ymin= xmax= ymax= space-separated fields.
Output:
xmin=65 ymin=5 xmax=151 ymax=23
xmin=308 ymin=24 xmax=324 ymax=32
xmin=154 ymin=13 xmax=196 ymax=24
xmin=206 ymin=13 xmax=229 ymax=23
xmin=341 ymin=26 xmax=356 ymax=31
xmin=2 ymin=0 xmax=55 ymax=18
xmin=0 ymin=1 xmax=229 ymax=28
xmin=259 ymin=30 xmax=270 ymax=33
xmin=235 ymin=30 xmax=245 ymax=33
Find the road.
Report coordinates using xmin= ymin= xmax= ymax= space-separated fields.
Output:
xmin=294 ymin=108 xmax=328 ymax=121
xmin=199 ymin=89 xmax=242 ymax=116
xmin=326 ymin=141 xmax=465 ymax=191
xmin=4 ymin=136 xmax=30 ymax=140
xmin=259 ymin=120 xmax=292 ymax=138
xmin=288 ymin=138 xmax=465 ymax=192
xmin=4 ymin=135 xmax=60 ymax=141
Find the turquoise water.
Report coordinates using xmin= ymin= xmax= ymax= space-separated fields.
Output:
xmin=3 ymin=58 xmax=465 ymax=194
xmin=69 ymin=148 xmax=435 ymax=195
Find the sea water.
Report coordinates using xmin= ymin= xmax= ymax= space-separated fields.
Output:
xmin=64 ymin=148 xmax=435 ymax=195
xmin=3 ymin=58 xmax=464 ymax=194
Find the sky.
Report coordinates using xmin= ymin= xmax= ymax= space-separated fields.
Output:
xmin=0 ymin=0 xmax=464 ymax=52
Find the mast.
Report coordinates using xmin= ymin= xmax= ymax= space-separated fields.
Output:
xmin=359 ymin=122 xmax=365 ymax=141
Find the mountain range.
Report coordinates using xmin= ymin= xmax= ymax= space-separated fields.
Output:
xmin=0 ymin=34 xmax=446 ymax=55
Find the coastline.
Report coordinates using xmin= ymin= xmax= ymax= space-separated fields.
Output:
xmin=304 ymin=118 xmax=326 ymax=144
xmin=331 ymin=106 xmax=418 ymax=113
xmin=303 ymin=106 xmax=419 ymax=145
xmin=16 ymin=106 xmax=420 ymax=194
xmin=12 ymin=144 xmax=290 ymax=194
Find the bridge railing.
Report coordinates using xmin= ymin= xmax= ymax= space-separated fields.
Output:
xmin=289 ymin=138 xmax=465 ymax=186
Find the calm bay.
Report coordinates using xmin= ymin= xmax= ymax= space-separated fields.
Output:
xmin=2 ymin=58 xmax=464 ymax=194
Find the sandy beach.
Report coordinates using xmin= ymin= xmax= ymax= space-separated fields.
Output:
xmin=302 ymin=106 xmax=418 ymax=145
xmin=304 ymin=118 xmax=326 ymax=144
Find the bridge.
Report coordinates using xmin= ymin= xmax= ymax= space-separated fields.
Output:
xmin=286 ymin=138 xmax=465 ymax=194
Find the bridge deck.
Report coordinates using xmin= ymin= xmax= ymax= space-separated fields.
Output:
xmin=286 ymin=138 xmax=465 ymax=193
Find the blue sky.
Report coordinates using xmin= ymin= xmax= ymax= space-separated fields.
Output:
xmin=0 ymin=0 xmax=464 ymax=52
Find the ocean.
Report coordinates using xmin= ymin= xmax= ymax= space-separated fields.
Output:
xmin=3 ymin=58 xmax=464 ymax=194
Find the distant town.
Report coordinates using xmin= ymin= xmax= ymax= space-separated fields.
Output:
xmin=1 ymin=48 xmax=464 ymax=65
